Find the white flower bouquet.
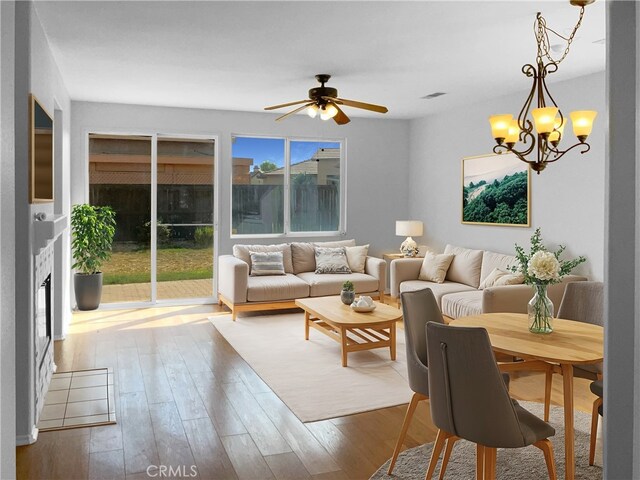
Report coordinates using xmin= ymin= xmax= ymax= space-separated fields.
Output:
xmin=510 ymin=228 xmax=586 ymax=333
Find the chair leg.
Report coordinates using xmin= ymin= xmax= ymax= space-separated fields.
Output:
xmin=589 ymin=397 xmax=603 ymax=466
xmin=534 ymin=439 xmax=557 ymax=480
xmin=544 ymin=369 xmax=553 ymax=422
xmin=387 ymin=393 xmax=426 ymax=474
xmin=438 ymin=436 xmax=459 ymax=480
xmin=476 ymin=444 xmax=485 ymax=480
xmin=425 ymin=429 xmax=450 ymax=480
xmin=483 ymin=447 xmax=497 ymax=480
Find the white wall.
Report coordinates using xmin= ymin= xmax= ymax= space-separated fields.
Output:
xmin=0 ymin=1 xmax=17 ymax=476
xmin=409 ymin=71 xmax=606 ymax=280
xmin=69 ymin=102 xmax=411 ymax=266
xmin=14 ymin=0 xmax=71 ymax=444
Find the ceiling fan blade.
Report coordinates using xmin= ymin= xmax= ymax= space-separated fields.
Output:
xmin=275 ymin=102 xmax=314 ymax=122
xmin=264 ymin=99 xmax=311 ymax=111
xmin=331 ymin=102 xmax=350 ymax=125
xmin=334 ymin=97 xmax=388 ymax=114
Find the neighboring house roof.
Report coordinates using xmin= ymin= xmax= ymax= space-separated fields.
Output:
xmin=264 ymin=148 xmax=339 ymax=176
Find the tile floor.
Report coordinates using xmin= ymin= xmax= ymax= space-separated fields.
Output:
xmin=38 ymin=367 xmax=116 ymax=431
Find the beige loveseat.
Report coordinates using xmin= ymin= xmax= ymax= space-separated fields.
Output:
xmin=390 ymin=244 xmax=586 ymax=320
xmin=218 ymin=239 xmax=385 ymax=320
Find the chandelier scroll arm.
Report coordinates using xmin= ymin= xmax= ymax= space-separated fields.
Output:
xmin=543 ymin=141 xmax=592 ymax=163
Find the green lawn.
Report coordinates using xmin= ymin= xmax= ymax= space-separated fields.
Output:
xmin=102 ymin=247 xmax=213 ymax=285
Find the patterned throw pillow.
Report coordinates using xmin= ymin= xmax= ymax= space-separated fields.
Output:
xmin=314 ymin=247 xmax=352 ymax=274
xmin=249 ymin=251 xmax=286 ymax=276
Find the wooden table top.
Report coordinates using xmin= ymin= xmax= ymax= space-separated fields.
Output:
xmin=450 ymin=313 xmax=603 ymax=365
xmin=295 ymin=296 xmax=402 ymax=326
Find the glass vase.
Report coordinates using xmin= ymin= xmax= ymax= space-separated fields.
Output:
xmin=528 ymin=284 xmax=554 ymax=334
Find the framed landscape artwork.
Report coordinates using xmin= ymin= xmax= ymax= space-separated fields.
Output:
xmin=461 ymin=152 xmax=530 ymax=227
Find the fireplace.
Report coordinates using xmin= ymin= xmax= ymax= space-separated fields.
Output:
xmin=33 ymin=242 xmax=55 ymax=433
xmin=35 ymin=274 xmax=52 ymax=370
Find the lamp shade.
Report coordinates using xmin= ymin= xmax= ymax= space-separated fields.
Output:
xmin=489 ymin=114 xmax=513 ymax=140
xmin=504 ymin=119 xmax=520 ymax=144
xmin=307 ymin=104 xmax=319 ymax=118
xmin=548 ymin=116 xmax=566 ymax=143
xmin=531 ymin=107 xmax=559 ymax=134
xmin=396 ymin=220 xmax=423 ymax=237
xmin=570 ymin=110 xmax=597 ymax=139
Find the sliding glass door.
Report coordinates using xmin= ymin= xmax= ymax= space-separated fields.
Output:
xmin=88 ymin=133 xmax=216 ymax=306
xmin=156 ymin=137 xmax=215 ymax=300
xmin=89 ymin=134 xmax=153 ymax=304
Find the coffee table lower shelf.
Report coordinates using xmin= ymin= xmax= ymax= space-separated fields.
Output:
xmin=304 ymin=312 xmax=396 ymax=367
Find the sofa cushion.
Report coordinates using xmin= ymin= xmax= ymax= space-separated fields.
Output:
xmin=291 ymin=243 xmax=316 ymax=274
xmin=479 ymin=268 xmax=525 ymax=289
xmin=345 ymin=244 xmax=369 ymax=273
xmin=249 ymin=251 xmax=285 ymax=276
xmin=444 ymin=244 xmax=484 ymax=288
xmin=399 ymin=281 xmax=476 ymax=307
xmin=315 ymin=247 xmax=352 ymax=274
xmin=480 ymin=250 xmax=518 ymax=285
xmin=290 ymin=239 xmax=356 ymax=274
xmin=418 ymin=252 xmax=455 ymax=283
xmin=441 ymin=291 xmax=483 ymax=319
xmin=297 ymin=272 xmax=379 ymax=297
xmin=246 ymin=274 xmax=309 ymax=302
xmin=234 ymin=243 xmax=294 ymax=274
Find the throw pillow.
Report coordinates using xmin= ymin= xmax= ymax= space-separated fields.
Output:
xmin=233 ymin=243 xmax=294 ymax=273
xmin=418 ymin=252 xmax=455 ymax=283
xmin=315 ymin=247 xmax=352 ymax=274
xmin=345 ymin=244 xmax=369 ymax=274
xmin=249 ymin=251 xmax=286 ymax=276
xmin=479 ymin=268 xmax=525 ymax=289
xmin=291 ymin=242 xmax=317 ymax=274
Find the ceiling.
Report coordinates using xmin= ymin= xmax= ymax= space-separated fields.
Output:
xmin=34 ymin=1 xmax=606 ymax=120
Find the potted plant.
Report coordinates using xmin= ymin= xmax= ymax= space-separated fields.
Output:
xmin=510 ymin=228 xmax=585 ymax=334
xmin=71 ymin=204 xmax=116 ymax=310
xmin=341 ymin=280 xmax=355 ymax=305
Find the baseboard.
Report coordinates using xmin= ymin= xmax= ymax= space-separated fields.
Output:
xmin=54 ymin=334 xmax=65 ymax=341
xmin=16 ymin=426 xmax=38 ymax=446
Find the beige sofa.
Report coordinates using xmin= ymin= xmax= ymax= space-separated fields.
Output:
xmin=390 ymin=244 xmax=586 ymax=320
xmin=218 ymin=239 xmax=385 ymax=320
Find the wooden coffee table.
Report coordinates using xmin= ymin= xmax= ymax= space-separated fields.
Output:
xmin=295 ymin=296 xmax=402 ymax=367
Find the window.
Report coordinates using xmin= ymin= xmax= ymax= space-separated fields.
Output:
xmin=231 ymin=136 xmax=343 ymax=236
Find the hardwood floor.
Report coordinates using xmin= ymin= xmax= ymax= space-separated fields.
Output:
xmin=16 ymin=305 xmax=598 ymax=480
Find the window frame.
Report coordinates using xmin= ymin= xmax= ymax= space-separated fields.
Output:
xmin=230 ymin=134 xmax=346 ymax=239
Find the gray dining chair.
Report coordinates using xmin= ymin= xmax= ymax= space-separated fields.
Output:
xmin=387 ymin=288 xmax=445 ymax=475
xmin=589 ymin=379 xmax=603 ymax=466
xmin=425 ymin=322 xmax=557 ymax=480
xmin=541 ymin=281 xmax=604 ymax=421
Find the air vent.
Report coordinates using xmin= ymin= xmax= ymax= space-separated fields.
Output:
xmin=421 ymin=92 xmax=447 ymax=100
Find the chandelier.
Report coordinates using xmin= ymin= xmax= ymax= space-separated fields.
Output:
xmin=488 ymin=0 xmax=597 ymax=174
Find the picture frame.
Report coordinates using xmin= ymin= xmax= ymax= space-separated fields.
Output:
xmin=461 ymin=152 xmax=530 ymax=227
xmin=29 ymin=94 xmax=54 ymax=204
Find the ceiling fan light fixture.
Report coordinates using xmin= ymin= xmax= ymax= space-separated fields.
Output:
xmin=307 ymin=104 xmax=319 ymax=118
xmin=319 ymin=103 xmax=338 ymax=121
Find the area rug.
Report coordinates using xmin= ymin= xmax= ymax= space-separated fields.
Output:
xmin=371 ymin=401 xmax=602 ymax=480
xmin=210 ymin=313 xmax=412 ymax=422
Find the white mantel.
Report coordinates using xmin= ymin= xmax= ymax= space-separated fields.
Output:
xmin=33 ymin=214 xmax=67 ymax=254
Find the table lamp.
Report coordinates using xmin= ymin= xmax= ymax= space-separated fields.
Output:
xmin=396 ymin=220 xmax=423 ymax=257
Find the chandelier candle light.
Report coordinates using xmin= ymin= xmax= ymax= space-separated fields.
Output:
xmin=396 ymin=221 xmax=423 ymax=257
xmin=488 ymin=0 xmax=597 ymax=174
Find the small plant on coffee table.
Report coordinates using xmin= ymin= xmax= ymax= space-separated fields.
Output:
xmin=341 ymin=281 xmax=355 ymax=305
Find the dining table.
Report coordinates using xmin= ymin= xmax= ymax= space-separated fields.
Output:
xmin=449 ymin=312 xmax=604 ymax=480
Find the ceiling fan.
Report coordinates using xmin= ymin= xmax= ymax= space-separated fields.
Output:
xmin=264 ymin=74 xmax=388 ymax=125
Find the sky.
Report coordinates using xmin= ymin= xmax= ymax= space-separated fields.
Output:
xmin=232 ymin=137 xmax=339 ymax=167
